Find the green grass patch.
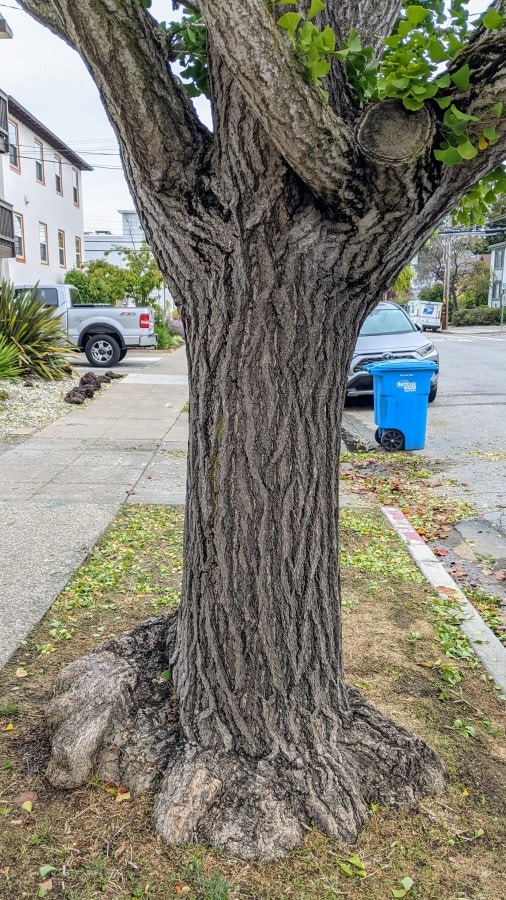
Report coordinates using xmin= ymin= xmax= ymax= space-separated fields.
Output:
xmin=0 ymin=506 xmax=505 ymax=899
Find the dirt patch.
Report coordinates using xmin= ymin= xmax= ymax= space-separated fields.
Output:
xmin=1 ymin=506 xmax=505 ymax=899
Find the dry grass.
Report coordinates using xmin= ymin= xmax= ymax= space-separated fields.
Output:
xmin=0 ymin=505 xmax=505 ymax=899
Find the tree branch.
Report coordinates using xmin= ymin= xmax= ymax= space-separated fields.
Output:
xmin=324 ymin=0 xmax=402 ymax=54
xmin=18 ymin=0 xmax=211 ymax=194
xmin=422 ymin=9 xmax=506 ymax=221
xmin=200 ymin=0 xmax=359 ymax=204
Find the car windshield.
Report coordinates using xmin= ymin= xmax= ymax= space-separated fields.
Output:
xmin=359 ymin=307 xmax=414 ymax=336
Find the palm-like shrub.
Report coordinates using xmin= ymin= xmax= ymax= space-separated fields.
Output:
xmin=0 ymin=280 xmax=75 ymax=380
xmin=0 ymin=333 xmax=22 ymax=381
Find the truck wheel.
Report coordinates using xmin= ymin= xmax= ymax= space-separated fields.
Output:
xmin=85 ymin=334 xmax=121 ymax=367
xmin=428 ymin=385 xmax=438 ymax=403
xmin=118 ymin=349 xmax=128 ymax=361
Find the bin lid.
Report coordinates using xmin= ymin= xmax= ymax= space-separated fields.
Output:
xmin=364 ymin=359 xmax=438 ymax=374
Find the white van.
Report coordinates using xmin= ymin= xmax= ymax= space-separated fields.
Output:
xmin=406 ymin=300 xmax=442 ymax=332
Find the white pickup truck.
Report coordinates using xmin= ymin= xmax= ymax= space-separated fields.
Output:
xmin=16 ymin=284 xmax=157 ymax=367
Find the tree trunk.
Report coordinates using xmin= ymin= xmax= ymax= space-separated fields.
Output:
xmin=45 ymin=200 xmax=444 ymax=859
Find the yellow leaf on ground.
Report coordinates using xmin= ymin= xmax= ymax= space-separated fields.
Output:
xmin=21 ymin=800 xmax=33 ymax=813
xmin=15 ymin=668 xmax=29 ymax=678
xmin=115 ymin=791 xmax=131 ymax=803
xmin=3 ymin=724 xmax=14 ymax=732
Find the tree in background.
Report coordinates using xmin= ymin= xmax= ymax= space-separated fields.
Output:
xmin=391 ymin=265 xmax=415 ymax=304
xmin=111 ymin=242 xmax=163 ymax=306
xmin=19 ymin=0 xmax=506 ymax=859
xmin=456 ymin=258 xmax=492 ymax=307
xmin=416 ymin=234 xmax=489 ymax=312
xmin=419 ymin=282 xmax=444 ymax=304
xmin=65 ymin=260 xmax=128 ymax=305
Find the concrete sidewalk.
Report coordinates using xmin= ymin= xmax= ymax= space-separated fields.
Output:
xmin=0 ymin=348 xmax=189 ymax=668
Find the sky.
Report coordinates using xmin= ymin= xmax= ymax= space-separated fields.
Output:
xmin=0 ymin=0 xmax=490 ymax=234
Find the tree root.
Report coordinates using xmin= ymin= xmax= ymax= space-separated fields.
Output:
xmin=45 ymin=630 xmax=445 ymax=859
xmin=45 ymin=613 xmax=180 ymax=793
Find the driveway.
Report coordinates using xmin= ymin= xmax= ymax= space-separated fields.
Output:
xmin=0 ymin=348 xmax=189 ymax=668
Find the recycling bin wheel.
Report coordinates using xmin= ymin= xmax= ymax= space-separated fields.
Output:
xmin=380 ymin=429 xmax=404 ymax=452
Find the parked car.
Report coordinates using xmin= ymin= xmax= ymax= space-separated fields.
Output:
xmin=347 ymin=301 xmax=439 ymax=403
xmin=15 ymin=284 xmax=157 ymax=367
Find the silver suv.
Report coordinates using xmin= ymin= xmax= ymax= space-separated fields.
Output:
xmin=347 ymin=301 xmax=439 ymax=403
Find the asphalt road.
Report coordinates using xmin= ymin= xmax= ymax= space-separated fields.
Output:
xmin=345 ymin=331 xmax=506 ymax=568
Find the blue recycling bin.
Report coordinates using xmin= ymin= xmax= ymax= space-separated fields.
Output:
xmin=364 ymin=359 xmax=438 ymax=451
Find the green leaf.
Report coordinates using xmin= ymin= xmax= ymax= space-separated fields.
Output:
xmin=160 ymin=669 xmax=171 ymax=681
xmin=483 ymin=9 xmax=504 ymax=30
xmin=320 ymin=26 xmax=336 ymax=53
xmin=456 ymin=139 xmax=478 ymax=160
xmin=435 ymin=95 xmax=452 ymax=109
xmin=307 ymin=0 xmax=325 ymax=20
xmin=428 ymin=38 xmax=448 ymax=63
xmin=406 ymin=5 xmax=429 ymax=26
xmin=451 ymin=64 xmax=470 ymax=92
xmin=276 ymin=12 xmax=302 ymax=37
xmin=392 ymin=876 xmax=414 ymax=898
xmin=402 ymin=96 xmax=424 ymax=111
xmin=39 ymin=865 xmax=57 ymax=878
xmin=491 ymin=101 xmax=504 ymax=118
xmin=308 ymin=58 xmax=331 ymax=80
xmin=434 ymin=146 xmax=462 ymax=165
xmin=347 ymin=28 xmax=362 ymax=53
xmin=450 ymin=104 xmax=478 ymax=122
xmin=435 ymin=74 xmax=451 ymax=89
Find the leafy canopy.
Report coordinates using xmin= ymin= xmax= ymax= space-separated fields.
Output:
xmin=146 ymin=1 xmax=506 ymax=227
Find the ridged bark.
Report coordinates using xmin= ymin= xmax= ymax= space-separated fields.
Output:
xmin=17 ymin=0 xmax=506 ymax=859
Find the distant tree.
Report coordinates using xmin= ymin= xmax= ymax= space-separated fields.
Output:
xmin=417 ymin=235 xmax=489 ymax=312
xmin=111 ymin=242 xmax=163 ymax=306
xmin=66 ymin=260 xmax=128 ymax=305
xmin=419 ymin=283 xmax=444 ymax=304
xmin=456 ymin=259 xmax=492 ymax=307
xmin=392 ymin=265 xmax=415 ymax=304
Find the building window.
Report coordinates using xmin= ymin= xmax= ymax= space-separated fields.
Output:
xmin=13 ymin=213 xmax=25 ymax=261
xmin=75 ymin=236 xmax=82 ymax=268
xmin=39 ymin=222 xmax=48 ymax=263
xmin=72 ymin=168 xmax=80 ymax=206
xmin=34 ymin=139 xmax=45 ymax=183
xmin=8 ymin=120 xmax=20 ymax=170
xmin=58 ymin=230 xmax=66 ymax=267
xmin=494 ymin=248 xmax=504 ymax=271
xmin=54 ymin=154 xmax=63 ymax=194
xmin=492 ymin=278 xmax=502 ymax=300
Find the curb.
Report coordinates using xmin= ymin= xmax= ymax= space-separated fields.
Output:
xmin=341 ymin=412 xmax=377 ymax=453
xmin=382 ymin=506 xmax=506 ymax=696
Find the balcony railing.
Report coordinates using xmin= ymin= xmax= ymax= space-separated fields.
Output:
xmin=0 ymin=198 xmax=15 ymax=259
xmin=0 ymin=90 xmax=8 ymax=154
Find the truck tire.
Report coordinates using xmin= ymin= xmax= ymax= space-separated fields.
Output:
xmin=118 ymin=348 xmax=128 ymax=361
xmin=428 ymin=385 xmax=438 ymax=403
xmin=85 ymin=334 xmax=121 ymax=367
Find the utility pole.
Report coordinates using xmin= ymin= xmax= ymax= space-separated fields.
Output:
xmin=442 ymin=232 xmax=452 ymax=330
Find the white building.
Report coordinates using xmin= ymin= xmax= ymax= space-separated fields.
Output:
xmin=1 ymin=94 xmax=92 ymax=285
xmin=0 ymin=90 xmax=15 ymax=264
xmin=84 ymin=209 xmax=144 ymax=265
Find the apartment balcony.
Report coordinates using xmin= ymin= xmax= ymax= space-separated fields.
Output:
xmin=0 ymin=89 xmax=8 ymax=154
xmin=0 ymin=198 xmax=15 ymax=259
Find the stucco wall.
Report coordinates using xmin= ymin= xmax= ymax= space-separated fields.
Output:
xmin=1 ymin=116 xmax=85 ymax=285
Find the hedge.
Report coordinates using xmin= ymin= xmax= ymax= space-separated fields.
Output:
xmin=451 ymin=306 xmax=502 ymax=326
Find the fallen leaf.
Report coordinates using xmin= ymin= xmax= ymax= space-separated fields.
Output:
xmin=114 ymin=842 xmax=127 ymax=859
xmin=174 ymin=884 xmax=191 ymax=894
xmin=462 ymin=788 xmax=469 ymax=797
xmin=451 ymin=570 xmax=467 ymax=578
xmin=3 ymin=724 xmax=14 ymax=732
xmin=15 ymin=792 xmax=38 ymax=807
xmin=115 ymin=791 xmax=131 ymax=803
xmin=39 ymin=865 xmax=56 ymax=878
xmin=21 ymin=801 xmax=33 ymax=814
xmin=0 ymin=867 xmax=10 ymax=876
xmin=495 ymin=570 xmax=506 ymax=581
xmin=434 ymin=548 xmax=449 ymax=557
xmin=117 ymin=784 xmax=129 ymax=794
xmin=39 ymin=879 xmax=53 ymax=893
xmin=15 ymin=668 xmax=29 ymax=678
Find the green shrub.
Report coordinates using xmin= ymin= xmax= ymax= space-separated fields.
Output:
xmin=0 ymin=280 xmax=75 ymax=380
xmin=154 ymin=321 xmax=183 ymax=350
xmin=451 ymin=306 xmax=501 ymax=326
xmin=0 ymin=333 xmax=22 ymax=381
xmin=419 ymin=283 xmax=444 ymax=304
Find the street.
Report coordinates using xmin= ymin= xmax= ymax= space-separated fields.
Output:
xmin=345 ymin=331 xmax=506 ymax=579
